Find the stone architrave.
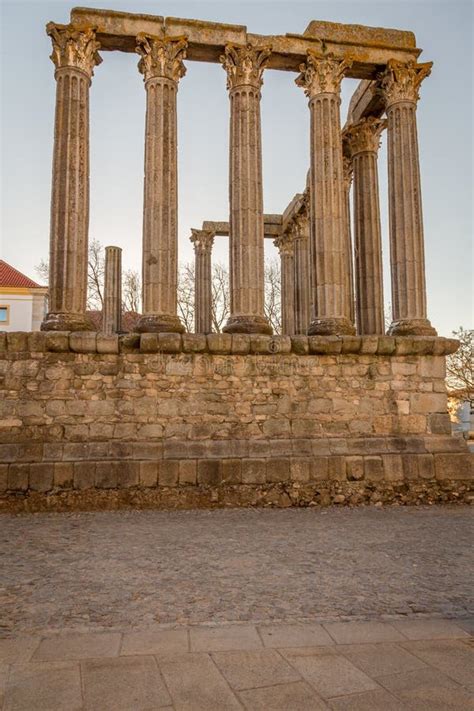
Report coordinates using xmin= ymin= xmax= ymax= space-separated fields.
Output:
xmin=274 ymin=231 xmax=295 ymax=336
xmin=293 ymin=202 xmax=312 ymax=335
xmin=135 ymin=34 xmax=187 ymax=334
xmin=378 ymin=60 xmax=436 ymax=336
xmin=345 ymin=117 xmax=386 ymax=335
xmin=220 ymin=43 xmax=272 ymax=335
xmin=41 ymin=23 xmax=102 ymax=332
xmin=296 ymin=52 xmax=355 ymax=335
xmin=102 ymin=246 xmax=122 ymax=334
xmin=342 ymin=155 xmax=355 ymax=324
xmin=190 ymin=229 xmax=214 ymax=334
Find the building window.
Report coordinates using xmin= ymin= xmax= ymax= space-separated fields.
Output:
xmin=0 ymin=306 xmax=9 ymax=325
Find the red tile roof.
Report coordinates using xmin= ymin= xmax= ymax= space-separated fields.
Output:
xmin=0 ymin=260 xmax=45 ymax=289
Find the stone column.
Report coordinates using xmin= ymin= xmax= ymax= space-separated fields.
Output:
xmin=190 ymin=229 xmax=214 ymax=334
xmin=342 ymin=154 xmax=355 ymax=325
xmin=220 ymin=43 xmax=272 ymax=334
xmin=378 ymin=60 xmax=436 ymax=336
xmin=345 ymin=117 xmax=386 ymax=335
xmin=293 ymin=207 xmax=311 ymax=334
xmin=41 ymin=23 xmax=102 ymax=332
xmin=274 ymin=232 xmax=295 ymax=336
xmin=296 ymin=52 xmax=355 ymax=335
xmin=135 ymin=34 xmax=187 ymax=333
xmin=102 ymin=246 xmax=122 ymax=334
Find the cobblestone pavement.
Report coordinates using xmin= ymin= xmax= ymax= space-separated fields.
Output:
xmin=1 ymin=620 xmax=473 ymax=709
xmin=1 ymin=506 xmax=473 ymax=636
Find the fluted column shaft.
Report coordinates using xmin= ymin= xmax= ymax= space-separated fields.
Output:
xmin=379 ymin=60 xmax=436 ymax=336
xmin=191 ymin=229 xmax=214 ymax=333
xmin=102 ymin=246 xmax=122 ymax=334
xmin=135 ymin=35 xmax=187 ymax=333
xmin=274 ymin=233 xmax=295 ymax=335
xmin=342 ymin=156 xmax=355 ymax=324
xmin=345 ymin=118 xmax=386 ymax=335
xmin=296 ymin=53 xmax=355 ymax=335
xmin=293 ymin=211 xmax=311 ymax=334
xmin=221 ymin=44 xmax=272 ymax=334
xmin=41 ymin=24 xmax=102 ymax=331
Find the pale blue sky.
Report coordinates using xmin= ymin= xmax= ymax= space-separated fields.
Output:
xmin=1 ymin=0 xmax=472 ymax=336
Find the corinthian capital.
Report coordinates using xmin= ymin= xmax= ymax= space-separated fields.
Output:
xmin=46 ymin=23 xmax=102 ymax=78
xmin=190 ymin=229 xmax=215 ymax=254
xmin=274 ymin=231 xmax=295 ymax=257
xmin=295 ymin=52 xmax=353 ymax=98
xmin=220 ymin=43 xmax=271 ymax=91
xmin=136 ymin=34 xmax=187 ymax=83
xmin=377 ymin=59 xmax=433 ymax=107
xmin=344 ymin=117 xmax=387 ymax=157
xmin=342 ymin=156 xmax=353 ymax=190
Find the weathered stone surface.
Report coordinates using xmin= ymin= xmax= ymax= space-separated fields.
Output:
xmin=182 ymin=334 xmax=207 ymax=353
xmin=207 ymin=333 xmax=232 ymax=354
xmin=0 ymin=345 xmax=471 ymax=510
xmin=69 ymin=332 xmax=97 ymax=353
xmin=434 ymin=453 xmax=472 ymax=480
xmin=96 ymin=334 xmax=119 ymax=354
xmin=29 ymin=464 xmax=53 ymax=492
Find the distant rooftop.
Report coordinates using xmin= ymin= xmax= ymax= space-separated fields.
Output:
xmin=0 ymin=260 xmax=45 ymax=289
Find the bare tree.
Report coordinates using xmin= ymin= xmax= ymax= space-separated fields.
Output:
xmin=122 ymin=269 xmax=141 ymax=313
xmin=36 ymin=241 xmax=141 ymax=314
xmin=264 ymin=258 xmax=281 ymax=334
xmin=177 ymin=261 xmax=195 ymax=332
xmin=446 ymin=327 xmax=473 ymax=396
xmin=87 ymin=238 xmax=105 ymax=310
xmin=35 ymin=259 xmax=49 ymax=285
xmin=211 ymin=262 xmax=230 ymax=332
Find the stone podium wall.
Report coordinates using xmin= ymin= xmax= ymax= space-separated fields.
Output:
xmin=0 ymin=331 xmax=471 ymax=512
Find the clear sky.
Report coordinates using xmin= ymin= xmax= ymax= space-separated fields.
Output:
xmin=1 ymin=0 xmax=472 ymax=336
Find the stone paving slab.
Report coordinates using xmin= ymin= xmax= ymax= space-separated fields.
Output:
xmin=338 ymin=642 xmax=428 ymax=677
xmin=5 ymin=661 xmax=82 ymax=711
xmin=211 ymin=649 xmax=301 ymax=690
xmin=258 ymin=623 xmax=334 ymax=648
xmin=189 ymin=625 xmax=262 ymax=652
xmin=32 ymin=632 xmax=121 ymax=662
xmin=81 ymin=655 xmax=171 ymax=710
xmin=238 ymin=680 xmax=328 ymax=710
xmin=323 ymin=620 xmax=406 ymax=644
xmin=120 ymin=629 xmax=189 ymax=656
xmin=377 ymin=666 xmax=474 ymax=710
xmin=1 ymin=620 xmax=473 ymax=710
xmin=390 ymin=617 xmax=471 ymax=640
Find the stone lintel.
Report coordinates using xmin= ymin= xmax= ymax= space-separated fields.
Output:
xmin=345 ymin=79 xmax=385 ymax=127
xmin=282 ymin=194 xmax=306 ymax=234
xmin=201 ymin=215 xmax=282 ymax=238
xmin=69 ymin=7 xmax=421 ymax=78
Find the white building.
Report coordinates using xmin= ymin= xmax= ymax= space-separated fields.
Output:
xmin=0 ymin=260 xmax=48 ymax=331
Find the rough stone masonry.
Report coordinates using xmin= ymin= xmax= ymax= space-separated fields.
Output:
xmin=0 ymin=332 xmax=472 ymax=512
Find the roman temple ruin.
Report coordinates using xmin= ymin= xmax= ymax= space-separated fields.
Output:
xmin=0 ymin=7 xmax=471 ymax=511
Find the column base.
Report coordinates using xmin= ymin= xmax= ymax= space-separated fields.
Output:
xmin=308 ymin=317 xmax=355 ymax=336
xmin=40 ymin=312 xmax=95 ymax=332
xmin=135 ymin=313 xmax=185 ymax=334
xmin=223 ymin=314 xmax=273 ymax=335
xmin=388 ymin=318 xmax=437 ymax=336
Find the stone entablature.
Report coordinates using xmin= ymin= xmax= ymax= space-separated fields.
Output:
xmin=69 ymin=7 xmax=420 ymax=74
